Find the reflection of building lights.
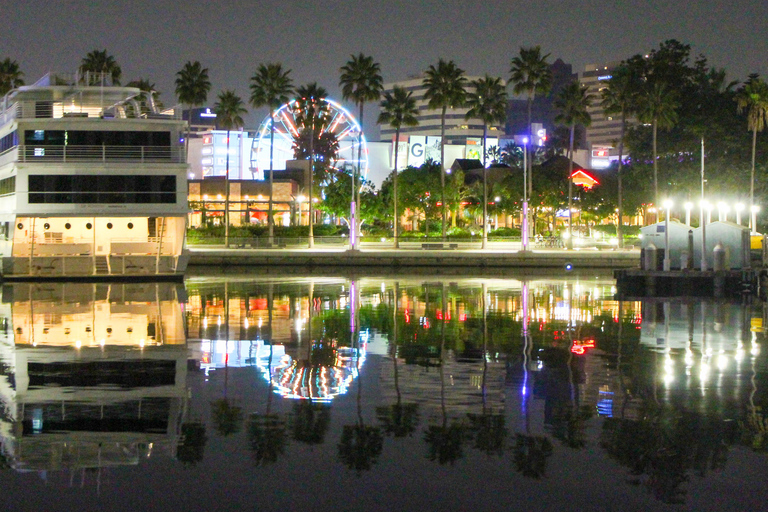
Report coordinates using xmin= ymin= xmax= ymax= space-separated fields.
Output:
xmin=717 ymin=353 xmax=728 ymax=371
xmin=258 ymin=318 xmax=263 ymax=328
xmin=244 ymin=318 xmax=249 ymax=329
xmin=571 ymin=338 xmax=596 ymax=355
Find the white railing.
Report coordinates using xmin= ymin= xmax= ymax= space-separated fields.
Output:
xmin=18 ymin=145 xmax=185 ymax=163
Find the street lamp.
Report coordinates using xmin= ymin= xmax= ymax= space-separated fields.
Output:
xmin=296 ymin=195 xmax=306 ymax=226
xmin=717 ymin=202 xmax=730 ymax=222
xmin=700 ymin=200 xmax=711 ymax=271
xmin=735 ymin=203 xmax=745 ymax=225
xmin=663 ymin=199 xmax=673 ymax=271
xmin=521 ymin=137 xmax=529 ymax=252
xmin=684 ymin=202 xmax=693 ymax=226
xmin=751 ymin=205 xmax=760 ymax=233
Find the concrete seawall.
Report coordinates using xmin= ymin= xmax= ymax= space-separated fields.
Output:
xmin=188 ymin=247 xmax=639 ymax=271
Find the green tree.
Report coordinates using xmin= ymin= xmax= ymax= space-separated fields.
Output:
xmin=735 ymin=74 xmax=768 ymax=221
xmin=378 ymin=86 xmax=419 ymax=247
xmin=465 ymin=75 xmax=508 ymax=248
xmin=0 ymin=58 xmax=24 ymax=96
xmin=250 ymin=63 xmax=294 ymax=244
xmin=213 ymin=90 xmax=247 ymax=247
xmin=340 ymin=53 xmax=383 ymax=250
xmin=423 ymin=59 xmax=467 ymax=241
xmin=555 ymin=81 xmax=594 ymax=248
xmin=176 ymin=421 xmax=207 ymax=465
xmin=79 ymin=49 xmax=121 ymax=85
xmin=175 ymin=61 xmax=211 ymax=161
xmin=398 ymin=161 xmax=442 ymax=236
xmin=510 ymin=47 xmax=553 ymax=210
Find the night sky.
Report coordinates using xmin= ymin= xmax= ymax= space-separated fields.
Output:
xmin=4 ymin=0 xmax=766 ymax=135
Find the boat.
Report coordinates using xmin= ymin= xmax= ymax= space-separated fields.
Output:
xmin=0 ymin=71 xmax=189 ymax=280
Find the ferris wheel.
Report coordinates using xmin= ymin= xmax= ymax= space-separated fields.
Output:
xmin=250 ymin=98 xmax=368 ymax=181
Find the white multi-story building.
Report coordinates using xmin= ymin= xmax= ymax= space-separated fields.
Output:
xmin=0 ymin=72 xmax=190 ymax=278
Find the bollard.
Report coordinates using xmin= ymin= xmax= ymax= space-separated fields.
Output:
xmin=681 ymin=251 xmax=690 ymax=270
xmin=713 ymin=242 xmax=726 ymax=272
xmin=644 ymin=243 xmax=658 ymax=271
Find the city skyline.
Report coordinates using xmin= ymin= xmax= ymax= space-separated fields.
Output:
xmin=4 ymin=0 xmax=766 ymax=136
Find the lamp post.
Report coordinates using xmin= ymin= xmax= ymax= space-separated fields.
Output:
xmin=717 ymin=202 xmax=730 ymax=222
xmin=735 ymin=203 xmax=745 ymax=225
xmin=751 ymin=205 xmax=760 ymax=234
xmin=684 ymin=202 xmax=693 ymax=226
xmin=663 ymin=199 xmax=672 ymax=271
xmin=521 ymin=137 xmax=529 ymax=252
xmin=296 ymin=195 xmax=305 ymax=226
xmin=701 ymin=200 xmax=710 ymax=271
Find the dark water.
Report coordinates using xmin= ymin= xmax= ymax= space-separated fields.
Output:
xmin=1 ymin=275 xmax=767 ymax=511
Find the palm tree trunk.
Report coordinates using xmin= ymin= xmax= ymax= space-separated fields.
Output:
xmin=653 ymin=120 xmax=658 ymax=222
xmin=567 ymin=124 xmax=574 ymax=250
xmin=394 ymin=127 xmax=400 ymax=248
xmin=225 ymin=130 xmax=231 ymax=248
xmin=482 ymin=122 xmax=488 ymax=250
xmin=309 ymin=123 xmax=315 ymax=249
xmin=751 ymin=126 xmax=757 ymax=225
xmin=441 ymin=106 xmax=447 ymax=241
xmin=617 ymin=111 xmax=625 ymax=248
xmin=268 ymin=108 xmax=275 ymax=245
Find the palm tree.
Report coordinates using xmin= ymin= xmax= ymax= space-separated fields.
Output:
xmin=213 ymin=91 xmax=247 ymax=248
xmin=250 ymin=63 xmax=294 ymax=244
xmin=465 ymin=76 xmax=508 ymax=249
xmin=601 ymin=64 xmax=640 ymax=248
xmin=423 ymin=59 xmax=467 ymax=241
xmin=0 ymin=58 xmax=24 ymax=96
xmin=735 ymin=74 xmax=768 ymax=226
xmin=555 ymin=82 xmax=594 ymax=249
xmin=509 ymin=47 xmax=553 ymax=210
xmin=340 ymin=54 xmax=383 ymax=250
xmin=294 ymin=83 xmax=329 ymax=248
xmin=175 ymin=61 xmax=211 ymax=160
xmin=79 ymin=49 xmax=121 ymax=85
xmin=636 ymin=81 xmax=678 ymax=214
xmin=378 ymin=86 xmax=419 ymax=248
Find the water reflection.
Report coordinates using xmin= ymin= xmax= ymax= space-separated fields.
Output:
xmin=0 ymin=282 xmax=188 ymax=481
xmin=0 ymin=276 xmax=767 ymax=509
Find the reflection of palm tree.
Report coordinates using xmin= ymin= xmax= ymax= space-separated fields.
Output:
xmin=338 ymin=424 xmax=384 ymax=474
xmin=291 ymin=400 xmax=331 ymax=445
xmin=176 ymin=422 xmax=207 ymax=465
xmin=248 ymin=413 xmax=286 ymax=465
xmin=512 ymin=433 xmax=553 ymax=478
xmin=468 ymin=413 xmax=507 ymax=457
xmin=377 ymin=281 xmax=422 ymax=438
xmin=424 ymin=283 xmax=467 ymax=465
xmin=210 ymin=399 xmax=243 ymax=436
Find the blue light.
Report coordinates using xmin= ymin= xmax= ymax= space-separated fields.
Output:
xmin=565 ymin=263 xmax=573 ymax=271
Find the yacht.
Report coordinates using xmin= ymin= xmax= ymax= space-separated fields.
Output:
xmin=0 ymin=71 xmax=189 ymax=279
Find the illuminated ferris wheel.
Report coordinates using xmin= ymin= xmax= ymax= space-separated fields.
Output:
xmin=250 ymin=98 xmax=368 ymax=181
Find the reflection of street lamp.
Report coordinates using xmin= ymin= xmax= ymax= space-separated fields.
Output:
xmin=751 ymin=205 xmax=760 ymax=233
xmin=735 ymin=203 xmax=745 ymax=225
xmin=663 ymin=199 xmax=672 ymax=271
xmin=684 ymin=201 xmax=693 ymax=226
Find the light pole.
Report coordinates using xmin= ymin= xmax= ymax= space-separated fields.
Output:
xmin=663 ymin=199 xmax=672 ymax=271
xmin=735 ymin=203 xmax=745 ymax=225
xmin=521 ymin=137 xmax=529 ymax=252
xmin=296 ymin=195 xmax=305 ymax=226
xmin=684 ymin=201 xmax=693 ymax=226
xmin=701 ymin=200 xmax=710 ymax=271
xmin=717 ymin=202 xmax=730 ymax=222
xmin=751 ymin=205 xmax=760 ymax=233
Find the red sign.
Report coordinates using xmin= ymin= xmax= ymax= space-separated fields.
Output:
xmin=592 ymin=149 xmax=609 ymax=158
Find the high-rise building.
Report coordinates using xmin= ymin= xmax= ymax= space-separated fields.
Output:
xmin=379 ymin=76 xmax=505 ymax=144
xmin=580 ymin=62 xmax=632 ymax=168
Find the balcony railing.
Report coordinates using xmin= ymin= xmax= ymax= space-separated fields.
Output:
xmin=18 ymin=145 xmax=185 ymax=163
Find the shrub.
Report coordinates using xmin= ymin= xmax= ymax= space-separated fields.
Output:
xmin=490 ymin=227 xmax=521 ymax=237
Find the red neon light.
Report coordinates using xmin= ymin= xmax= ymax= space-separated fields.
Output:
xmin=571 ymin=338 xmax=596 ymax=355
